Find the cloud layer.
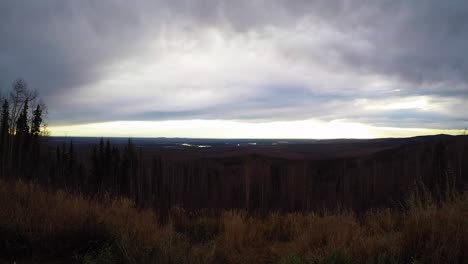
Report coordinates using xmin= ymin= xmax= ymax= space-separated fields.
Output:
xmin=1 ymin=0 xmax=467 ymax=132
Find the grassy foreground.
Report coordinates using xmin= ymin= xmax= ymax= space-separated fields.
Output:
xmin=0 ymin=180 xmax=467 ymax=264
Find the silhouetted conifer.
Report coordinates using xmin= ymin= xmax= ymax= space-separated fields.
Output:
xmin=90 ymin=145 xmax=100 ymax=193
xmin=0 ymin=99 xmax=10 ymax=175
xmin=31 ymin=104 xmax=42 ymax=137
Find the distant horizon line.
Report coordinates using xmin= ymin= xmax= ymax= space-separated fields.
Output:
xmin=47 ymin=133 xmax=464 ymax=140
xmin=47 ymin=120 xmax=465 ymax=140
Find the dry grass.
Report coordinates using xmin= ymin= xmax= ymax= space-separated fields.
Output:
xmin=0 ymin=179 xmax=467 ymax=264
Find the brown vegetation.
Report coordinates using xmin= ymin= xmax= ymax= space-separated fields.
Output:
xmin=1 ymin=179 xmax=467 ymax=264
xmin=40 ymin=135 xmax=468 ymax=218
xmin=1 ymin=81 xmax=464 ymax=217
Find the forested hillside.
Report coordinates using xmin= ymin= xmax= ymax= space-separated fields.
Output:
xmin=1 ymin=79 xmax=466 ymax=218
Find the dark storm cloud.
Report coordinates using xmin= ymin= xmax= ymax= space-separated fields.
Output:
xmin=0 ymin=1 xmax=157 ymax=95
xmin=334 ymin=1 xmax=468 ymax=93
xmin=0 ymin=0 xmax=467 ymax=129
xmin=271 ymin=0 xmax=468 ymax=94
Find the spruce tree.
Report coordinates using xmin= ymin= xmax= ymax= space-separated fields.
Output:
xmin=13 ymin=98 xmax=29 ymax=176
xmin=15 ymin=98 xmax=29 ymax=136
xmin=31 ymin=105 xmax=42 ymax=137
xmin=0 ymin=99 xmax=9 ymax=138
xmin=0 ymin=99 xmax=9 ymax=175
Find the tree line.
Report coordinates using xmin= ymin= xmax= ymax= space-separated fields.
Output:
xmin=0 ymin=79 xmax=147 ymax=206
xmin=0 ymin=78 xmax=45 ymax=179
xmin=2 ymin=78 xmax=465 ymax=223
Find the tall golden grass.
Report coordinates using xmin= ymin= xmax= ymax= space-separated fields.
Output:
xmin=0 ymin=179 xmax=467 ymax=264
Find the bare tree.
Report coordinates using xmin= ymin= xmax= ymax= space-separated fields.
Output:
xmin=9 ymin=78 xmax=37 ymax=134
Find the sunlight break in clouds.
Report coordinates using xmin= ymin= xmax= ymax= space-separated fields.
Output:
xmin=49 ymin=120 xmax=464 ymax=139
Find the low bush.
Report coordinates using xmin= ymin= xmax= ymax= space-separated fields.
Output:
xmin=0 ymin=179 xmax=467 ymax=264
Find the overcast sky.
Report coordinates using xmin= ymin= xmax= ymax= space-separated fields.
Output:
xmin=1 ymin=0 xmax=467 ymax=138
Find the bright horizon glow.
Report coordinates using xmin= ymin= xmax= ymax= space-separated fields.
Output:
xmin=49 ymin=120 xmax=464 ymax=139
